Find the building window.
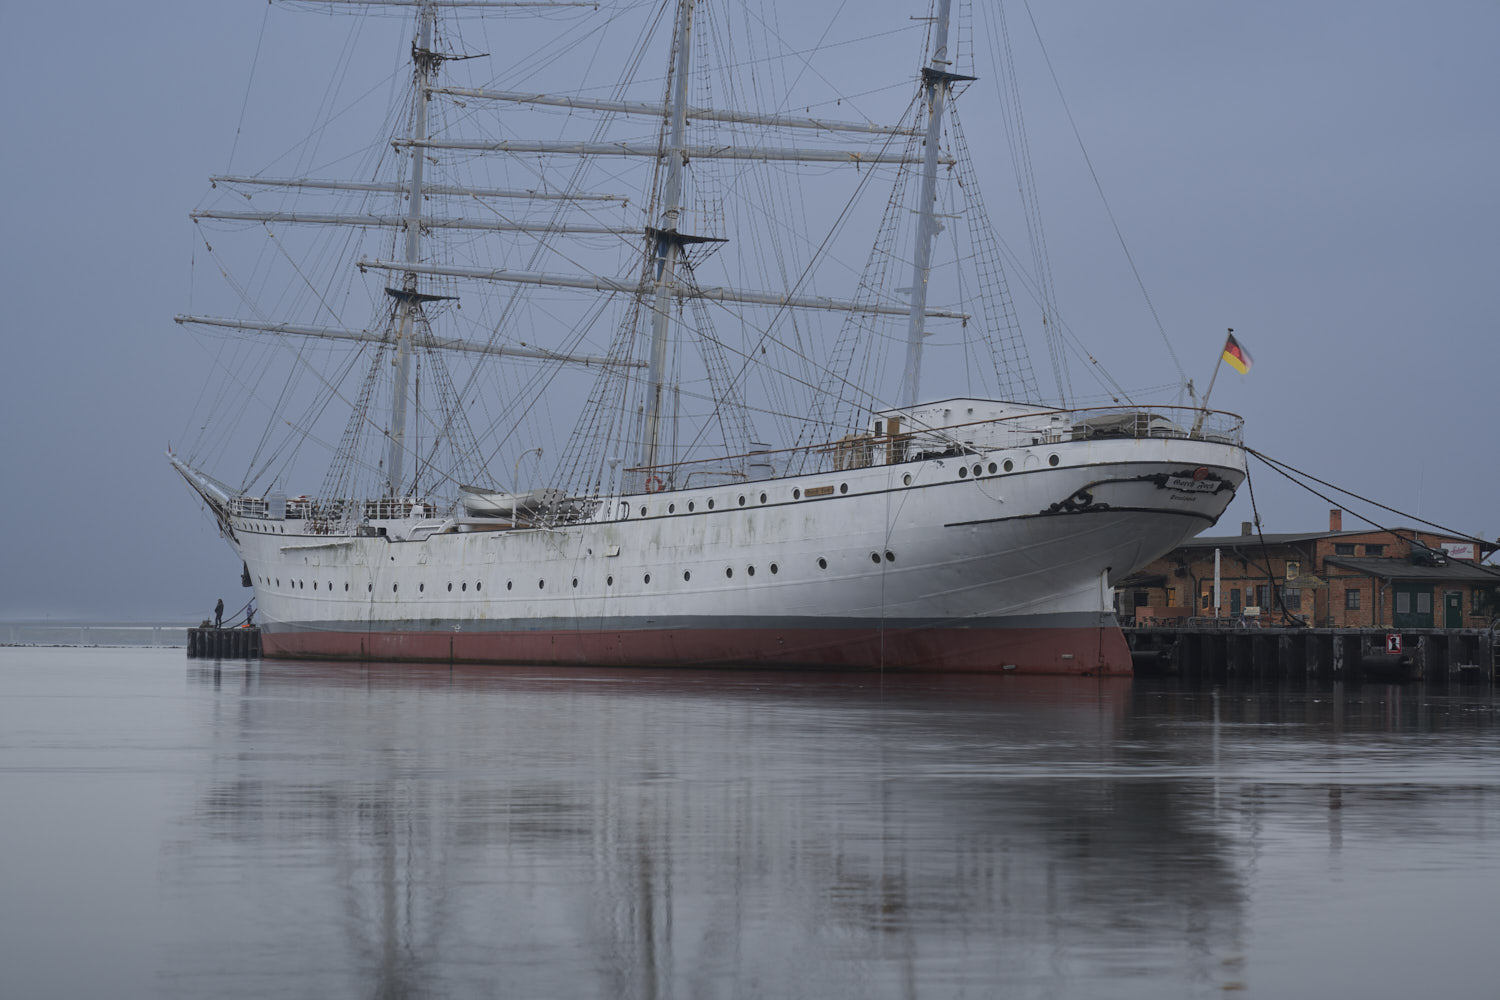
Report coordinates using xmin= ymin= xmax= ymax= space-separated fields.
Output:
xmin=1283 ymin=587 xmax=1302 ymax=611
xmin=1201 ymin=592 xmax=1211 ymax=609
xmin=1286 ymin=561 xmax=1300 ymax=580
xmin=1364 ymin=544 xmax=1385 ymax=556
xmin=1132 ymin=591 xmax=1149 ymax=608
xmin=1256 ymin=585 xmax=1271 ymax=609
xmin=1345 ymin=588 xmax=1361 ymax=610
xmin=1165 ymin=587 xmax=1177 ymax=607
xmin=1334 ymin=543 xmax=1356 ymax=555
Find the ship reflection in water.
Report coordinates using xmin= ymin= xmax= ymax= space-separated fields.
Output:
xmin=168 ymin=662 xmax=1499 ymax=999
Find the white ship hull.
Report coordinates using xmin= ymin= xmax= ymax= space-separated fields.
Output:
xmin=215 ymin=432 xmax=1244 ymax=674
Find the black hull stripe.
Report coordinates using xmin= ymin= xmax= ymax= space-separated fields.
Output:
xmin=944 ymin=506 xmax=1222 ymax=529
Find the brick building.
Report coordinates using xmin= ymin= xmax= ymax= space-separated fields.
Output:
xmin=1118 ymin=509 xmax=1500 ymax=628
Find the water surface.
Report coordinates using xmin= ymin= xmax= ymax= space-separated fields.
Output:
xmin=2 ymin=647 xmax=1497 ymax=998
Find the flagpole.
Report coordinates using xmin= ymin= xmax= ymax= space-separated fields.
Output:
xmin=1191 ymin=329 xmax=1233 ymax=435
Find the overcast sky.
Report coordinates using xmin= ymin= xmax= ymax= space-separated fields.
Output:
xmin=2 ymin=0 xmax=1496 ymax=620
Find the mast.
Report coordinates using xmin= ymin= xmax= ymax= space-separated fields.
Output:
xmin=637 ymin=0 xmax=696 ymax=475
xmin=387 ymin=3 xmax=437 ymax=497
xmin=899 ymin=0 xmax=963 ymax=409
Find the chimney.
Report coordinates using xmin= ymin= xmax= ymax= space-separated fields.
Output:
xmin=1241 ymin=521 xmax=1253 ymax=536
xmin=1329 ymin=508 xmax=1343 ymax=532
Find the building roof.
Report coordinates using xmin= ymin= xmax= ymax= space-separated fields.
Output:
xmin=1322 ymin=556 xmax=1500 ymax=583
xmin=1179 ymin=528 xmax=1496 ymax=554
xmin=1179 ymin=530 xmax=1369 ymax=549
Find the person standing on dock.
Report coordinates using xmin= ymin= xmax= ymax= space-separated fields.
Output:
xmin=214 ymin=598 xmax=224 ymax=629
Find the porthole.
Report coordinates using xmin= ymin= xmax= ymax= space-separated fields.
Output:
xmin=393 ymin=583 xmax=398 ymax=593
xmin=572 ymin=578 xmax=578 ymax=588
xmin=747 ymin=565 xmax=756 ymax=577
xmin=327 ymin=582 xmax=332 ymax=591
xmin=644 ymin=573 xmax=652 ymax=584
xmin=725 ymin=567 xmax=733 ymax=578
xmin=958 ymin=466 xmax=968 ymax=478
xmin=640 ymin=505 xmax=647 ymax=517
xmin=475 ymin=581 xmax=482 ymax=592
xmin=902 ymin=474 xmax=912 ymax=486
xmin=419 ymin=583 xmax=424 ymax=593
xmin=447 ymin=583 xmax=452 ymax=592
xmin=793 ymin=488 xmax=802 ymax=499
xmin=1003 ymin=459 xmax=1014 ymax=472
xmin=275 ymin=578 xmax=280 ymax=587
xmin=759 ymin=492 xmax=767 ymax=504
xmin=738 ymin=495 xmax=746 ymax=506
xmin=366 ymin=583 xmax=371 ymax=592
xmin=607 ymin=575 xmax=614 ymax=586
xmin=668 ymin=503 xmax=676 ymax=513
xmin=988 ymin=462 xmax=998 ymax=474
xmin=770 ymin=563 xmax=779 ymax=574
xmin=885 ymin=551 xmax=895 ymax=562
xmin=313 ymin=581 xmax=318 ymax=590
xmin=344 ymin=583 xmax=349 ymax=591
xmin=839 ymin=483 xmax=848 ymax=494
xmin=707 ymin=499 xmax=715 ymax=510
xmin=688 ymin=501 xmax=695 ymax=512
xmin=871 ymin=552 xmax=882 ymax=564
xmin=462 ymin=582 xmax=467 ymax=591
xmin=1048 ymin=454 xmax=1060 ymax=467
xmin=973 ymin=464 xmax=983 ymax=477
xmin=817 ymin=557 xmax=827 ymax=570
xmin=505 ymin=581 xmax=511 ymax=591
xmin=538 ymin=580 xmax=545 ymax=589
xmin=683 ymin=570 xmax=692 ymax=581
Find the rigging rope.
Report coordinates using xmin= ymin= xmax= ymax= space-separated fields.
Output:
xmin=1248 ymin=447 xmax=1493 ymax=547
xmin=1018 ymin=0 xmax=1187 ymax=388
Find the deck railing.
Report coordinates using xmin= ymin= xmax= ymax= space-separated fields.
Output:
xmin=217 ymin=404 xmax=1243 ymax=528
xmin=628 ymin=404 xmax=1243 ymax=492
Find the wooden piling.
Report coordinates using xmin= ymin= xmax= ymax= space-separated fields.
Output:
xmin=185 ymin=627 xmax=262 ymax=659
xmin=1123 ymin=623 xmax=1496 ymax=683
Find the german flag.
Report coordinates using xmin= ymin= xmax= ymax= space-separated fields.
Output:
xmin=1222 ymin=331 xmax=1253 ymax=374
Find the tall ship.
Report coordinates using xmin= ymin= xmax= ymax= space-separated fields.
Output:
xmin=172 ymin=0 xmax=1246 ymax=673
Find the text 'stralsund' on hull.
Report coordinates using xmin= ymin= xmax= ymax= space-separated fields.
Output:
xmin=172 ymin=0 xmax=1248 ymax=675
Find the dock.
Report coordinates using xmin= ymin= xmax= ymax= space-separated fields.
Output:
xmin=186 ymin=626 xmax=262 ymax=659
xmin=1125 ymin=621 xmax=1498 ymax=682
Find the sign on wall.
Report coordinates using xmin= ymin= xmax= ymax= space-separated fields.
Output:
xmin=1442 ymin=543 xmax=1476 ymax=561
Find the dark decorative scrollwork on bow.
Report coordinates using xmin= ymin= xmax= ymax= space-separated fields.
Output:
xmin=1043 ymin=489 xmax=1106 ymax=515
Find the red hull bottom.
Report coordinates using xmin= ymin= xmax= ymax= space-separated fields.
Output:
xmin=261 ymin=623 xmax=1133 ymax=676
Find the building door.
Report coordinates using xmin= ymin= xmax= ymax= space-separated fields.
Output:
xmin=1230 ymin=589 xmax=1241 ymax=615
xmin=1393 ymin=584 xmax=1434 ymax=628
xmin=1444 ymin=591 xmax=1463 ymax=628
